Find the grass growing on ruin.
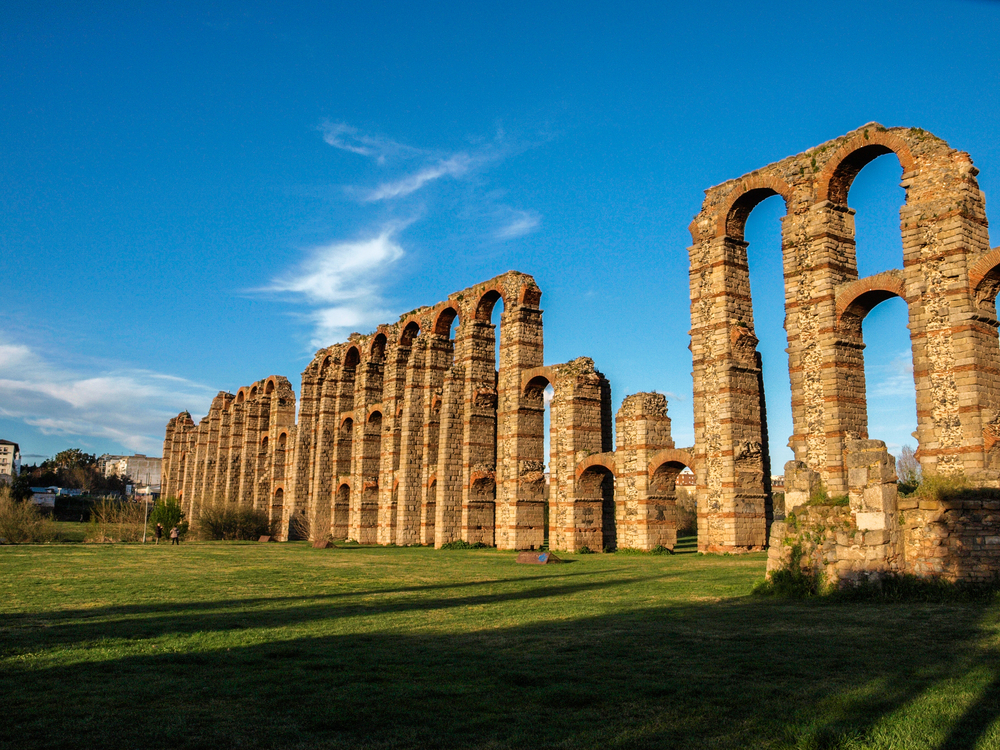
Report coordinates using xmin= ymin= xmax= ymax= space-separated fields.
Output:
xmin=3 ymin=542 xmax=1000 ymax=749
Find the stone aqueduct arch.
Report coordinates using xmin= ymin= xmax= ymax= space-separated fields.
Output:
xmin=163 ymin=124 xmax=1000 ymax=559
xmin=162 ymin=375 xmax=296 ymax=527
xmin=689 ymin=122 xmax=1000 ymax=552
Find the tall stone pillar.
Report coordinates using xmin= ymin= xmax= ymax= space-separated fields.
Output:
xmin=615 ymin=393 xmax=675 ymax=550
xmin=548 ymin=358 xmax=610 ymax=552
xmin=495 ymin=301 xmax=544 ymax=549
xmin=689 ymin=233 xmax=770 ymax=552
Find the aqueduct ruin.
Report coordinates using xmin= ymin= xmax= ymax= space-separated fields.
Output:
xmin=164 ymin=123 xmax=1000 ymax=580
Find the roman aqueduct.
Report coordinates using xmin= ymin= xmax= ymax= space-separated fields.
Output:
xmin=163 ymin=123 xmax=1000 ymax=581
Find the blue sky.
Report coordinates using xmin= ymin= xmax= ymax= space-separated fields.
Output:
xmin=2 ymin=1 xmax=999 ymax=468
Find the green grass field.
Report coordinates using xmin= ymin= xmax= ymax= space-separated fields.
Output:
xmin=2 ymin=538 xmax=1000 ymax=749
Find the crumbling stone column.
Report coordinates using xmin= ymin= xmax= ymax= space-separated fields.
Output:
xmin=615 ymin=393 xmax=677 ymax=550
xmin=549 ymin=358 xmax=611 ymax=552
xmin=782 ymin=460 xmax=821 ymax=516
xmin=495 ymin=294 xmax=544 ymax=549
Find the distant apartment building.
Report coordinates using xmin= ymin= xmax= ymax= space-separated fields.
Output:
xmin=0 ymin=440 xmax=20 ymax=483
xmin=98 ymin=453 xmax=162 ymax=488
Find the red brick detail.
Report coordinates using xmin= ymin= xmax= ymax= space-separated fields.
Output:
xmin=834 ymin=270 xmax=907 ymax=325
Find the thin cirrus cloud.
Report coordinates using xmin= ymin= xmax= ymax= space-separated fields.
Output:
xmin=323 ymin=121 xmax=541 ymax=239
xmin=0 ymin=338 xmax=216 ymax=454
xmin=496 ymin=209 xmax=541 ymax=240
xmin=320 ymin=121 xmax=425 ymax=162
xmin=266 ymin=229 xmax=406 ymax=347
xmin=365 ymin=154 xmax=473 ymax=202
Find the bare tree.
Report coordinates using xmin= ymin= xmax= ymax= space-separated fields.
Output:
xmin=897 ymin=445 xmax=921 ymax=486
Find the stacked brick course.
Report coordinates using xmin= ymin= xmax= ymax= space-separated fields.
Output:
xmin=164 ymin=273 xmax=692 ymax=551
xmin=163 ymin=123 xmax=1000 ymax=578
xmin=161 ymin=376 xmax=296 ymax=527
xmin=691 ymin=123 xmax=1000 ymax=558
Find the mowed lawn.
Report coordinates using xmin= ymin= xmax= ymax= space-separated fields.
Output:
xmin=2 ymin=540 xmax=1000 ymax=750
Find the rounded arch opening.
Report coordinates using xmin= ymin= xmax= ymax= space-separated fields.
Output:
xmin=400 ymin=321 xmax=420 ymax=347
xmin=344 ymin=346 xmax=361 ymax=372
xmin=370 ymin=332 xmax=387 ymax=363
xmin=743 ymin=192 xmax=791 ymax=477
xmin=724 ymin=185 xmax=789 ymax=243
xmin=265 ymin=379 xmax=275 ymax=395
xmin=649 ymin=458 xmax=696 ymax=548
xmin=845 ymin=151 xmax=907 ymax=277
xmin=860 ymin=295 xmax=918 ymax=466
xmin=435 ymin=306 xmax=460 ymax=368
xmin=577 ymin=465 xmax=616 ymax=552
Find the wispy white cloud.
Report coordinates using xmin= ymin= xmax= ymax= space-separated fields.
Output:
xmin=265 ymin=228 xmax=405 ymax=347
xmin=495 ymin=209 xmax=541 ymax=239
xmin=323 ymin=122 xmax=518 ymax=206
xmin=365 ymin=154 xmax=472 ymax=202
xmin=320 ymin=121 xmax=424 ymax=163
xmin=0 ymin=338 xmax=216 ymax=454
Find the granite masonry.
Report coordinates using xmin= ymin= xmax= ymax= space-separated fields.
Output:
xmin=164 ymin=124 xmax=1000 ymax=581
xmin=162 ymin=272 xmax=692 ymax=551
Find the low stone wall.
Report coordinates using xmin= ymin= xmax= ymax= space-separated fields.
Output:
xmin=769 ymin=441 xmax=1000 ymax=585
xmin=900 ymin=493 xmax=1000 ymax=582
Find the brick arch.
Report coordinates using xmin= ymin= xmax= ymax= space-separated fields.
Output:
xmin=264 ymin=376 xmax=278 ymax=395
xmin=816 ymin=129 xmax=916 ymax=205
xmin=715 ymin=175 xmax=793 ymax=242
xmin=648 ymin=448 xmax=696 ymax=476
xmin=318 ymin=352 xmax=334 ymax=376
xmin=369 ymin=332 xmax=388 ymax=361
xmin=343 ymin=345 xmax=361 ymax=371
xmin=522 ymin=366 xmax=556 ymax=394
xmin=366 ymin=404 xmax=384 ymax=422
xmin=835 ymin=270 xmax=907 ymax=325
xmin=399 ymin=320 xmax=421 ymax=346
xmin=575 ymin=452 xmax=617 ymax=479
xmin=475 ymin=287 xmax=512 ymax=322
xmin=968 ymin=247 xmax=1000 ymax=304
xmin=433 ymin=304 xmax=460 ymax=336
xmin=339 ymin=413 xmax=355 ymax=431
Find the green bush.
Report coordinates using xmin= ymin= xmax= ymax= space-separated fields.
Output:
xmin=439 ymin=539 xmax=487 ymax=550
xmin=0 ymin=485 xmax=55 ymax=543
xmin=753 ymin=543 xmax=821 ymax=598
xmin=197 ymin=502 xmax=275 ymax=541
xmin=149 ymin=497 xmax=188 ymax=539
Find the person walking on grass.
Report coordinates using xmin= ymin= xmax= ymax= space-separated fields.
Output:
xmin=155 ymin=523 xmax=163 ymax=544
xmin=170 ymin=526 xmax=179 ymax=545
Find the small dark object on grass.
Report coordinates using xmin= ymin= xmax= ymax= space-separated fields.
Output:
xmin=516 ymin=551 xmax=563 ymax=564
xmin=312 ymin=540 xmax=334 ymax=549
xmin=259 ymin=535 xmax=273 ymax=543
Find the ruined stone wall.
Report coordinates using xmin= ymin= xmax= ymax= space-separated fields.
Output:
xmin=283 ymin=271 xmax=549 ymax=548
xmin=766 ymin=440 xmax=1000 ymax=585
xmin=163 ymin=376 xmax=295 ymax=529
xmin=900 ymin=492 xmax=1000 ymax=582
xmin=166 ymin=273 xmax=684 ymax=552
xmin=691 ymin=123 xmax=1000 ymax=553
